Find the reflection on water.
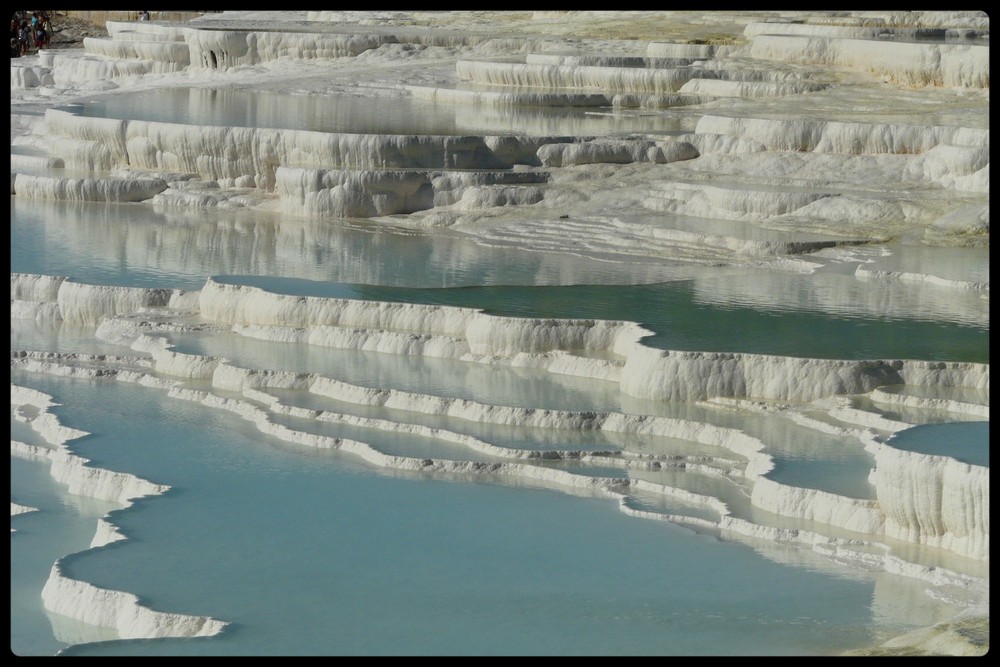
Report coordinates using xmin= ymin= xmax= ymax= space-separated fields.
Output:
xmin=219 ymin=275 xmax=989 ymax=362
xmin=161 ymin=328 xmax=622 ymax=412
xmin=9 ymin=198 xmax=684 ymax=290
xmin=10 ymin=200 xmax=989 ymax=656
xmin=12 ymin=372 xmax=964 ymax=657
xmin=59 ymin=86 xmax=694 ymax=137
xmin=10 ymin=198 xmax=988 ymax=362
xmin=10 ymin=28 xmax=990 ymax=655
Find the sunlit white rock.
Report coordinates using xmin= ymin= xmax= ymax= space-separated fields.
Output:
xmin=695 ymin=114 xmax=988 ymax=154
xmin=646 ymin=42 xmax=737 ymax=59
xmin=751 ymin=477 xmax=884 ymax=534
xmin=868 ymin=388 xmax=989 ymax=418
xmin=8 ymin=9 xmax=990 ymax=657
xmin=185 ymin=28 xmax=395 ymax=69
xmin=10 ymin=502 xmax=37 ymax=517
xmin=620 ymin=348 xmax=988 ymax=403
xmin=864 ymin=431 xmax=989 ymax=561
xmin=56 ymin=280 xmax=175 ymax=325
xmin=10 ymin=64 xmax=54 ymax=89
xmin=537 ymin=138 xmax=698 ymax=167
xmin=42 ymin=563 xmax=227 ymax=639
xmin=83 ymin=37 xmax=191 ymax=66
xmin=456 ymin=60 xmax=701 ymax=94
xmin=747 ymin=34 xmax=989 ymax=88
xmin=12 ymin=173 xmax=168 ymax=202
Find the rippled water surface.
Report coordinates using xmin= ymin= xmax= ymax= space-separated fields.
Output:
xmin=10 ymin=16 xmax=989 ymax=655
xmin=9 ymin=201 xmax=989 ymax=363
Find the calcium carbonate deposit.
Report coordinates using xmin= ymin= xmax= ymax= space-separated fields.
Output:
xmin=11 ymin=10 xmax=989 ymax=657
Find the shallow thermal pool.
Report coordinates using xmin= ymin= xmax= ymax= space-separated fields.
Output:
xmin=9 ymin=200 xmax=990 ymax=364
xmin=886 ymin=421 xmax=989 ymax=467
xmin=56 ymin=86 xmax=694 ymax=138
xmin=10 ymin=372 xmax=965 ymax=656
xmin=10 ymin=12 xmax=990 ymax=655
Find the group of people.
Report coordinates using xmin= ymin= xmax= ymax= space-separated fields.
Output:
xmin=10 ymin=11 xmax=51 ymax=57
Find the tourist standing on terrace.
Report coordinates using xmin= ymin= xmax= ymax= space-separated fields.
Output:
xmin=41 ymin=13 xmax=51 ymax=47
xmin=18 ymin=20 xmax=30 ymax=55
xmin=10 ymin=17 xmax=20 ymax=57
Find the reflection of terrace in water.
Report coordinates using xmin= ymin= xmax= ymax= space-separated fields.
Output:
xmin=10 ymin=9 xmax=990 ymax=658
xmin=59 ymin=86 xmax=695 ymax=137
xmin=11 ymin=197 xmax=990 ymax=332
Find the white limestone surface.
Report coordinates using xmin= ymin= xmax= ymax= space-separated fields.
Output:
xmin=56 ymin=280 xmax=175 ymax=325
xmin=694 ymin=114 xmax=988 ymax=154
xmin=620 ymin=347 xmax=988 ymax=403
xmin=275 ymin=166 xmax=551 ymax=217
xmin=11 ymin=502 xmax=38 ymax=517
xmin=198 ymin=278 xmax=642 ymax=358
xmin=9 ymin=9 xmax=989 ymax=657
xmin=184 ymin=28 xmax=396 ymax=69
xmin=11 ymin=65 xmax=54 ymax=89
xmin=455 ymin=60 xmax=701 ymax=94
xmin=646 ymin=42 xmax=737 ymax=58
xmin=83 ymin=37 xmax=191 ymax=66
xmin=12 ymin=382 xmax=226 ymax=640
xmin=868 ymin=388 xmax=989 ymax=418
xmin=10 ymin=153 xmax=64 ymax=171
xmin=43 ymin=109 xmax=569 ymax=189
xmin=747 ymin=34 xmax=989 ymax=88
xmin=50 ymin=55 xmax=182 ymax=85
xmin=10 ymin=502 xmax=38 ymax=532
xmin=864 ymin=431 xmax=989 ymax=561
xmin=106 ymin=20 xmax=189 ymax=41
xmin=742 ymin=20 xmax=988 ymax=41
xmin=536 ymin=138 xmax=698 ymax=167
xmin=12 ymin=173 xmax=168 ymax=202
xmin=42 ymin=562 xmax=227 ymax=640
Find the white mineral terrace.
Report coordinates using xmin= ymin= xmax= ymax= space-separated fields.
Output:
xmin=11 ymin=502 xmax=38 ymax=532
xmin=10 ymin=11 xmax=988 ymax=268
xmin=9 ymin=9 xmax=989 ymax=657
xmin=9 ymin=266 xmax=991 ymax=644
xmin=11 ymin=382 xmax=228 ymax=639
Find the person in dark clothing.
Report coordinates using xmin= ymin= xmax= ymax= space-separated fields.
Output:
xmin=41 ymin=13 xmax=51 ymax=47
xmin=10 ymin=17 xmax=21 ymax=57
xmin=19 ymin=20 xmax=31 ymax=55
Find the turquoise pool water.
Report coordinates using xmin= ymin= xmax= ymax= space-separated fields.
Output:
xmin=887 ymin=421 xmax=989 ymax=467
xmin=10 ymin=372 xmax=960 ymax=656
xmin=10 ymin=188 xmax=988 ymax=655
xmin=10 ymin=454 xmax=121 ymax=656
xmin=9 ymin=200 xmax=989 ymax=364
xmin=8 ymin=66 xmax=989 ymax=657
